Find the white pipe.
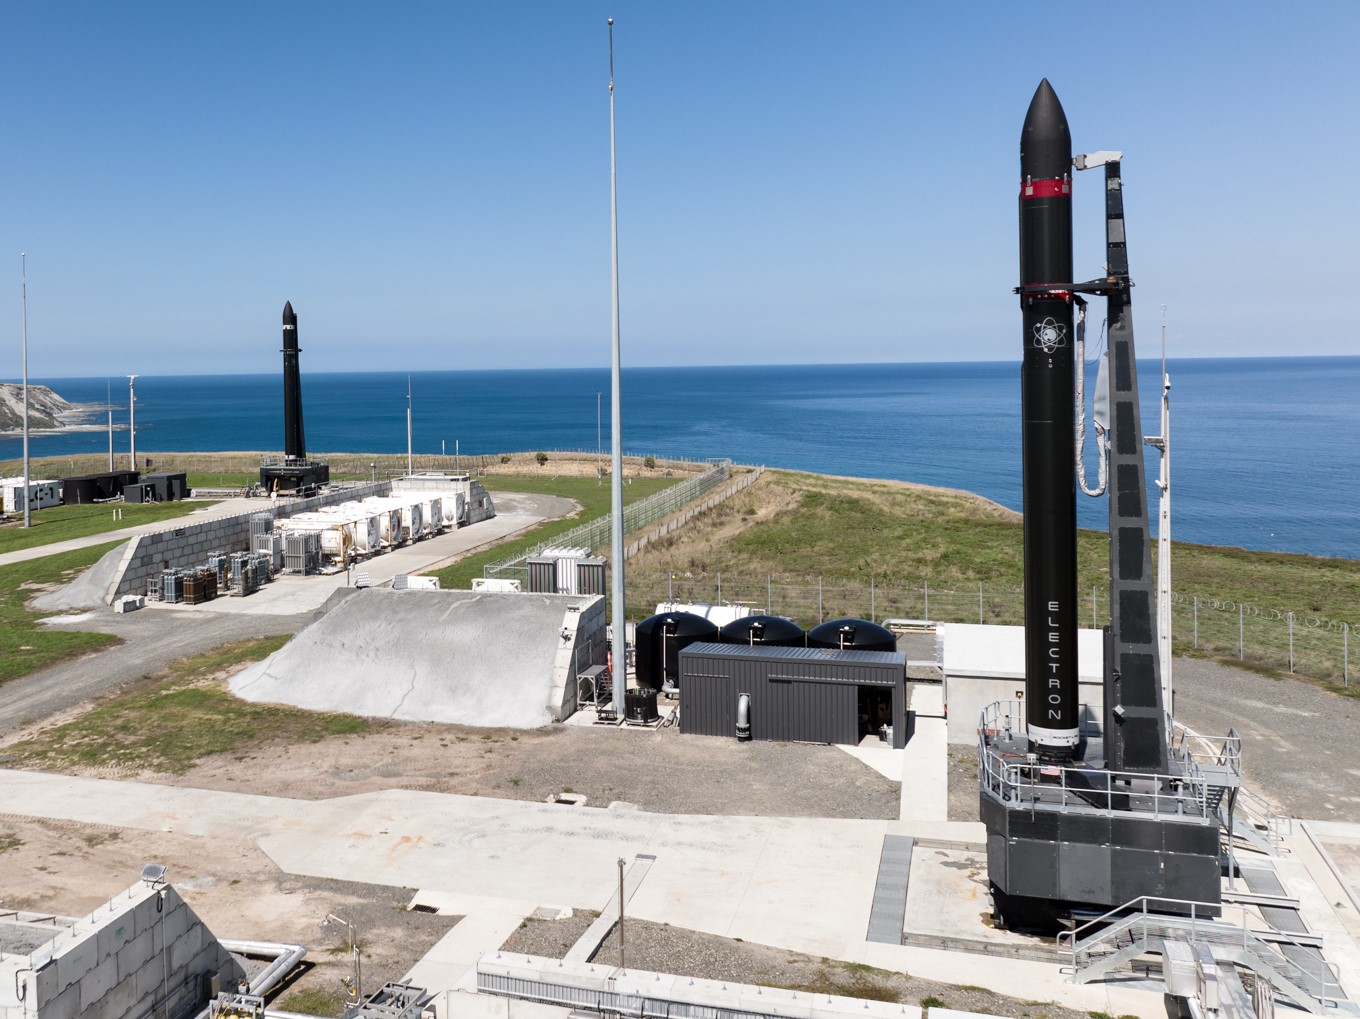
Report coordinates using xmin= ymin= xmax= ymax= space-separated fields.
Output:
xmin=736 ymin=693 xmax=751 ymax=740
xmin=190 ymin=940 xmax=307 ymax=1019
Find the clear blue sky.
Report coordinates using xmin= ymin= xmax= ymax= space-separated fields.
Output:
xmin=2 ymin=1 xmax=1356 ymax=377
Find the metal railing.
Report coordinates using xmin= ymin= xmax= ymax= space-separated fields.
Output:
xmin=482 ymin=461 xmax=740 ymax=581
xmin=623 ymin=572 xmax=1356 ymax=686
xmin=978 ymin=702 xmax=1212 ymax=820
xmin=1057 ymin=895 xmax=1342 ymax=1013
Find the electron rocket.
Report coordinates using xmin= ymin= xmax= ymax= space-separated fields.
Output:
xmin=1018 ymin=79 xmax=1080 ymax=755
xmin=282 ymin=301 xmax=306 ymax=463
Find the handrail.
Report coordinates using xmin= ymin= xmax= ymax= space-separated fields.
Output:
xmin=978 ymin=702 xmax=1211 ymax=819
xmin=1058 ymin=895 xmax=1342 ymax=1006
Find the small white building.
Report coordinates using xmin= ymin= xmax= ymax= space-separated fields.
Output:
xmin=938 ymin=622 xmax=1105 ymax=743
xmin=1 ymin=476 xmax=61 ymax=513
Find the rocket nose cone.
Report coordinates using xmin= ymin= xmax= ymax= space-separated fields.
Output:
xmin=283 ymin=300 xmax=296 ymax=325
xmin=1020 ymin=78 xmax=1071 ymax=178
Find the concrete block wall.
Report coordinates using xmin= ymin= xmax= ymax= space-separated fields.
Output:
xmin=106 ymin=481 xmax=393 ymax=602
xmin=0 ymin=882 xmax=244 ymax=1019
xmin=546 ymin=595 xmax=607 ymax=720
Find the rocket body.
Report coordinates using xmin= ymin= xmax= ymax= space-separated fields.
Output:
xmin=1018 ymin=80 xmax=1080 ymax=752
xmin=282 ymin=301 xmax=306 ymax=462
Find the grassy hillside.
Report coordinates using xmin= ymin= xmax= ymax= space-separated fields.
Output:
xmin=624 ymin=470 xmax=1359 ymax=685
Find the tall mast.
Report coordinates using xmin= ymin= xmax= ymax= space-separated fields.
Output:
xmin=607 ymin=17 xmax=627 ymax=717
xmin=20 ymin=253 xmax=30 ymax=529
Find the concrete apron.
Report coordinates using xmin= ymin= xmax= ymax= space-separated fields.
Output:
xmin=0 ymin=769 xmax=1169 ymax=1017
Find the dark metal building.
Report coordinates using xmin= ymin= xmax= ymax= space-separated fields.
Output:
xmin=678 ymin=642 xmax=907 ymax=748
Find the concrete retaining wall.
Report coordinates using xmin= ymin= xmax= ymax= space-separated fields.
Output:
xmin=105 ymin=481 xmax=393 ymax=603
xmin=0 ymin=882 xmax=244 ymax=1019
xmin=547 ymin=596 xmax=608 ymax=720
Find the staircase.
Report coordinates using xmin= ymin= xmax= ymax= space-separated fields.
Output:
xmin=1058 ymin=897 xmax=1347 ymax=1015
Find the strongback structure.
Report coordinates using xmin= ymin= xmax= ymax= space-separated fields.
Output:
xmin=980 ymin=80 xmax=1220 ymax=930
xmin=260 ymin=301 xmax=330 ymax=493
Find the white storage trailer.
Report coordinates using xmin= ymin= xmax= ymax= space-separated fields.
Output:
xmin=2 ymin=477 xmax=61 ymax=513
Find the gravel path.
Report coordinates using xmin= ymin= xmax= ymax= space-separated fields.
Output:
xmin=946 ymin=655 xmax=1360 ymax=823
xmin=0 ymin=607 xmax=310 ymax=740
xmin=1172 ymin=656 xmax=1360 ymax=821
xmin=502 ymin=914 xmax=1091 ymax=1019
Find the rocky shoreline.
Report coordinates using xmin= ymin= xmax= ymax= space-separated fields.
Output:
xmin=0 ymin=383 xmax=103 ymax=435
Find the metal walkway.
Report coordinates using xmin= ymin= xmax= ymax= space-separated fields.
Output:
xmin=866 ymin=835 xmax=913 ymax=944
xmin=564 ymin=854 xmax=656 ymax=964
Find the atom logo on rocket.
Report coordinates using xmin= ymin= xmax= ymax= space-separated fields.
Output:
xmin=1032 ymin=317 xmax=1067 ymax=353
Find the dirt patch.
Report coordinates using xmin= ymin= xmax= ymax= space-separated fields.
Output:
xmin=0 ymin=815 xmax=454 ymax=1012
xmin=33 ymin=714 xmax=897 ymax=819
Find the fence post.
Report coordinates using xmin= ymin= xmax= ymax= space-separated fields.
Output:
xmin=767 ymin=575 xmax=772 ymax=614
xmin=979 ymin=581 xmax=984 ymax=624
xmin=1093 ymin=586 xmax=1098 ymax=628
xmin=818 ymin=577 xmax=823 ymax=623
xmin=668 ymin=574 xmax=673 ymax=602
xmin=1288 ymin=612 xmax=1294 ymax=673
xmin=717 ymin=571 xmax=722 ymax=604
xmin=1239 ymin=605 xmax=1244 ymax=660
xmin=870 ymin=578 xmax=875 ymax=622
xmin=1193 ymin=596 xmax=1198 ymax=649
xmin=1345 ymin=622 xmax=1349 ymax=686
xmin=924 ymin=580 xmax=930 ymax=622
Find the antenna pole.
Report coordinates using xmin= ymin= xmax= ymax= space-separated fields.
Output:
xmin=407 ymin=375 xmax=413 ymax=477
xmin=20 ymin=253 xmax=30 ymax=529
xmin=607 ymin=17 xmax=627 ymax=719
xmin=107 ymin=380 xmax=114 ymax=470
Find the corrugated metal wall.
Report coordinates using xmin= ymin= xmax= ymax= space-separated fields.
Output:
xmin=678 ymin=644 xmax=906 ymax=748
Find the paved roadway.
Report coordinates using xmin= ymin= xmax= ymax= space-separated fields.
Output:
xmin=0 ymin=491 xmax=573 ymax=738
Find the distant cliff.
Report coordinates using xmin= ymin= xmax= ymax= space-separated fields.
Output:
xmin=0 ymin=383 xmax=81 ymax=432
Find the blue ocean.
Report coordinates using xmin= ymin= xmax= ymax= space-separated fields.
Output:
xmin=4 ymin=357 xmax=1357 ymax=560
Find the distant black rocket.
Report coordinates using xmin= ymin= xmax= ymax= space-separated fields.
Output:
xmin=1018 ymin=80 xmax=1080 ymax=755
xmin=282 ymin=301 xmax=306 ymax=462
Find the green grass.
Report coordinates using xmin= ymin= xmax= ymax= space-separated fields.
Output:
xmin=0 ymin=500 xmax=213 ymax=554
xmin=637 ymin=469 xmax=1360 ymax=621
xmin=274 ymin=987 xmax=346 ymax=1017
xmin=0 ymin=542 xmax=124 ymax=683
xmin=428 ymin=474 xmax=682 ymax=591
xmin=3 ymin=636 xmax=374 ymax=774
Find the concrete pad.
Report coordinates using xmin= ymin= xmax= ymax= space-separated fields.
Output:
xmin=229 ymin=588 xmax=601 ymax=727
xmin=404 ymin=911 xmax=526 ymax=993
xmin=901 ymin=685 xmax=948 ymax=823
xmin=836 ymin=744 xmax=904 ymax=781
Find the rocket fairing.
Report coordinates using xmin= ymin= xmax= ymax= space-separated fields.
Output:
xmin=1018 ymin=79 xmax=1080 ymax=754
xmin=281 ymin=301 xmax=306 ymax=463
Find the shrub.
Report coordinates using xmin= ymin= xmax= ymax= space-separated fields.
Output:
xmin=643 ymin=455 xmax=656 ymax=469
xmin=535 ymin=452 xmax=548 ymax=466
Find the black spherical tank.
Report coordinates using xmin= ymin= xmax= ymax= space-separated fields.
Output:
xmin=806 ymin=618 xmax=897 ymax=652
xmin=634 ymin=611 xmax=720 ymax=691
xmin=718 ymin=614 xmax=805 ymax=647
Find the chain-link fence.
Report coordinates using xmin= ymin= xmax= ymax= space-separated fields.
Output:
xmin=625 ymin=571 xmax=1354 ymax=685
xmin=483 ymin=460 xmax=741 ymax=584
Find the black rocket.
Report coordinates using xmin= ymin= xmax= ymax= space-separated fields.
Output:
xmin=1018 ymin=80 xmax=1080 ymax=756
xmin=282 ymin=301 xmax=306 ymax=463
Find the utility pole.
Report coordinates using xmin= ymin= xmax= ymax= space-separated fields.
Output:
xmin=20 ymin=253 xmax=31 ymax=528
